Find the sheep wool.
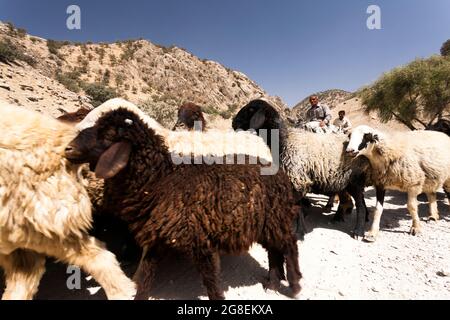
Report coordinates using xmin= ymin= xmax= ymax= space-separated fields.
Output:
xmin=0 ymin=101 xmax=136 ymax=300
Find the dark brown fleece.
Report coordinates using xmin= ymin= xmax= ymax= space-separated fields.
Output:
xmin=67 ymin=108 xmax=303 ymax=300
xmin=173 ymin=102 xmax=207 ymax=131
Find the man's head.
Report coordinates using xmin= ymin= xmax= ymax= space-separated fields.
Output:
xmin=309 ymin=95 xmax=319 ymax=106
xmin=338 ymin=110 xmax=345 ymax=120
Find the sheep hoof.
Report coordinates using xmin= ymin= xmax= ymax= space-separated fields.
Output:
xmin=409 ymin=227 xmax=422 ymax=236
xmin=289 ymin=284 xmax=302 ymax=298
xmin=424 ymin=216 xmax=439 ymax=223
xmin=363 ymin=234 xmax=377 ymax=243
xmin=263 ymin=279 xmax=281 ymax=292
xmin=352 ymin=234 xmax=364 ymax=242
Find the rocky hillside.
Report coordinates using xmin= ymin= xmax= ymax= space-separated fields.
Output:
xmin=0 ymin=21 xmax=285 ymax=127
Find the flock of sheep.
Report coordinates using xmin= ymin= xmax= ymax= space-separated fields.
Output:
xmin=0 ymin=97 xmax=449 ymax=300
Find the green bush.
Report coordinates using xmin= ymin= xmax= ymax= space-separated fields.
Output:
xmin=56 ymin=71 xmax=81 ymax=93
xmin=83 ymin=82 xmax=117 ymax=107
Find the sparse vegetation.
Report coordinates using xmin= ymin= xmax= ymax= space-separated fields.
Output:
xmin=115 ymin=74 xmax=125 ymax=87
xmin=5 ymin=21 xmax=27 ymax=38
xmin=140 ymin=98 xmax=178 ymax=128
xmin=47 ymin=39 xmax=66 ymax=55
xmin=102 ymin=69 xmax=111 ymax=85
xmin=0 ymin=39 xmax=36 ymax=66
xmin=109 ymin=54 xmax=117 ymax=65
xmin=95 ymin=47 xmax=106 ymax=62
xmin=56 ymin=70 xmax=82 ymax=93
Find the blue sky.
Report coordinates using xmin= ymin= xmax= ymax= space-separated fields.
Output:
xmin=1 ymin=0 xmax=449 ymax=106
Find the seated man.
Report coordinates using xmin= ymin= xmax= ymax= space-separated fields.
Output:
xmin=304 ymin=95 xmax=332 ymax=133
xmin=333 ymin=110 xmax=352 ymax=134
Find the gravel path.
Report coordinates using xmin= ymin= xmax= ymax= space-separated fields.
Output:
xmin=1 ymin=188 xmax=449 ymax=300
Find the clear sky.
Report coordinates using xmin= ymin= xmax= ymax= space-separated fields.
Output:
xmin=1 ymin=0 xmax=449 ymax=106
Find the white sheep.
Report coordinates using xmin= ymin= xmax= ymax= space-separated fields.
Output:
xmin=0 ymin=101 xmax=136 ymax=300
xmin=346 ymin=125 xmax=450 ymax=241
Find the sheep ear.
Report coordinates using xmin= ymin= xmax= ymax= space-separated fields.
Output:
xmin=95 ymin=141 xmax=131 ymax=179
xmin=249 ymin=108 xmax=266 ymax=129
xmin=373 ymin=134 xmax=380 ymax=142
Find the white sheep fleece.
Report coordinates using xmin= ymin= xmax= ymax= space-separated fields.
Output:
xmin=77 ymin=98 xmax=273 ymax=162
xmin=0 ymin=100 xmax=135 ymax=300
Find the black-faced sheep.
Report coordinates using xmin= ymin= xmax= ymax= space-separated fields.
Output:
xmin=65 ymin=107 xmax=303 ymax=300
xmin=172 ymin=102 xmax=207 ymax=131
xmin=232 ymin=99 xmax=371 ymax=239
xmin=346 ymin=125 xmax=450 ymax=241
xmin=0 ymin=102 xmax=135 ymax=300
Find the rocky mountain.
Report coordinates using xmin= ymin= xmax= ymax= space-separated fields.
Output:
xmin=0 ymin=21 xmax=286 ymax=128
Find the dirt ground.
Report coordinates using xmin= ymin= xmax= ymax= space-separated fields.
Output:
xmin=1 ymin=188 xmax=449 ymax=300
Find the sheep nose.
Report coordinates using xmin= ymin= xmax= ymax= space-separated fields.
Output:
xmin=65 ymin=145 xmax=78 ymax=159
xmin=346 ymin=148 xmax=359 ymax=157
xmin=65 ymin=145 xmax=73 ymax=153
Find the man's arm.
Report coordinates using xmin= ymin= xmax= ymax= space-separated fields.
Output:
xmin=322 ymin=105 xmax=332 ymax=124
xmin=345 ymin=118 xmax=352 ymax=130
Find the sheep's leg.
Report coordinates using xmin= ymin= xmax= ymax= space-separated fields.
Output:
xmin=284 ymin=235 xmax=302 ymax=297
xmin=365 ymin=186 xmax=385 ymax=242
xmin=193 ymin=251 xmax=224 ymax=300
xmin=333 ymin=192 xmax=353 ymax=222
xmin=264 ymin=248 xmax=285 ymax=292
xmin=407 ymin=191 xmax=422 ymax=236
xmin=324 ymin=195 xmax=335 ymax=213
xmin=133 ymin=245 xmax=160 ymax=300
xmin=347 ymin=187 xmax=366 ymax=240
xmin=425 ymin=192 xmax=440 ymax=222
xmin=48 ymin=236 xmax=136 ymax=300
xmin=1 ymin=250 xmax=46 ymax=300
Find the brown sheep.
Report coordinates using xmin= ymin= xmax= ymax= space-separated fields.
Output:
xmin=172 ymin=102 xmax=207 ymax=131
xmin=65 ymin=107 xmax=303 ymax=300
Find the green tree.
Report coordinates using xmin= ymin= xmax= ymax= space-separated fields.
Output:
xmin=359 ymin=56 xmax=450 ymax=130
xmin=441 ymin=39 xmax=450 ymax=57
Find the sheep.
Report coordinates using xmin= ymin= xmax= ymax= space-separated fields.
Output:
xmin=77 ymin=98 xmax=275 ymax=172
xmin=232 ymin=99 xmax=371 ymax=239
xmin=65 ymin=107 xmax=303 ymax=300
xmin=172 ymin=102 xmax=207 ymax=131
xmin=0 ymin=102 xmax=136 ymax=300
xmin=346 ymin=125 xmax=450 ymax=241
